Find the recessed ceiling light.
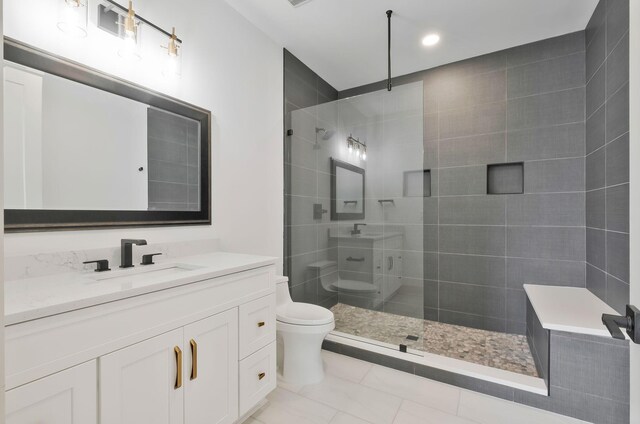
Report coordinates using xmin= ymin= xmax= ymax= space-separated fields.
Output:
xmin=422 ymin=33 xmax=440 ymax=47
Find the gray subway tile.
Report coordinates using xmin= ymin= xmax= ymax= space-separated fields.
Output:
xmin=423 ymin=279 xmax=439 ymax=309
xmin=586 ymin=188 xmax=606 ymax=229
xmin=424 ymin=113 xmax=438 ymax=142
xmin=285 ymin=71 xmax=318 ymax=110
xmin=586 ymin=104 xmax=606 ymax=154
xmin=507 ymin=31 xmax=585 ymax=68
xmin=290 ymin=165 xmax=317 ymax=197
xmin=606 ymin=183 xmax=629 ymax=232
xmin=524 ymin=158 xmax=584 ymax=193
xmin=551 ymin=331 xmax=630 ymax=403
xmin=606 ymin=275 xmax=630 ymax=315
xmin=438 ymin=308 xmax=506 ymax=333
xmin=586 ymin=23 xmax=606 ymax=82
xmin=148 ymin=160 xmax=188 ymax=184
xmin=606 ymin=82 xmax=629 ymax=143
xmin=439 ymin=132 xmax=505 ymax=167
xmin=148 ymin=138 xmax=188 ymax=164
xmin=586 ymin=64 xmax=606 ymax=118
xmin=439 ymin=166 xmax=487 ymax=196
xmin=439 ymin=254 xmax=505 ymax=287
xmin=439 ymin=196 xmax=506 ymax=225
xmin=506 ymin=289 xmax=526 ymax=324
xmin=439 ymin=51 xmax=507 ymax=79
xmin=586 ymin=148 xmax=606 ymax=191
xmin=507 ymin=193 xmax=585 ymax=226
xmin=438 ymin=70 xmax=506 ymax=111
xmin=439 ymin=102 xmax=506 ymax=139
xmin=606 ymin=33 xmax=629 ymax=100
xmin=586 ymin=263 xmax=607 ymax=303
xmin=507 ymin=227 xmax=585 ymax=261
xmin=440 ymin=225 xmax=506 ymax=256
xmin=606 ymin=231 xmax=629 ymax=283
xmin=507 ymin=123 xmax=584 ymax=162
xmin=606 ymin=0 xmax=630 ymax=55
xmin=507 ymin=52 xmax=585 ymax=99
xmin=289 ymin=225 xmax=318 ymax=256
xmin=291 ymin=278 xmax=319 ymax=304
xmin=507 ymin=258 xmax=585 ymax=289
xmin=507 ymin=88 xmax=584 ymax=131
xmin=148 ymin=181 xmax=187 ymax=203
xmin=586 ymin=228 xmax=606 ymax=271
xmin=586 ymin=0 xmax=606 ymax=47
xmin=606 ymin=133 xmax=630 ymax=186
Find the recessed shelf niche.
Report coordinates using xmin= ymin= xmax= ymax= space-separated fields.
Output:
xmin=403 ymin=170 xmax=431 ymax=197
xmin=487 ymin=162 xmax=524 ymax=195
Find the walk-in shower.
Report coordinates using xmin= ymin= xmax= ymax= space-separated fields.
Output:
xmin=285 ymin=79 xmax=539 ymax=379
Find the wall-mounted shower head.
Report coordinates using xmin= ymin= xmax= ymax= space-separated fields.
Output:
xmin=316 ymin=127 xmax=334 ymax=140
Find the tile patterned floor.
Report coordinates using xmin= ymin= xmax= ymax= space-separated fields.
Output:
xmin=247 ymin=351 xmax=589 ymax=424
xmin=330 ymin=303 xmax=538 ymax=377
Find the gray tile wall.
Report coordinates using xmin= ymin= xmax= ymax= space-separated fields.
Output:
xmin=585 ymin=0 xmax=630 ymax=314
xmin=517 ymin=330 xmax=630 ymax=424
xmin=283 ymin=49 xmax=339 ymax=304
xmin=341 ymin=32 xmax=587 ymax=334
xmin=147 ymin=108 xmax=200 ymax=211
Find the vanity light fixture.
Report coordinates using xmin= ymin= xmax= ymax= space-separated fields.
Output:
xmin=57 ymin=0 xmax=88 ymax=38
xmin=347 ymin=135 xmax=367 ymax=160
xmin=118 ymin=1 xmax=142 ymax=60
xmin=162 ymin=27 xmax=182 ymax=77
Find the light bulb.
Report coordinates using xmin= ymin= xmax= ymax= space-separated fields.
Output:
xmin=422 ymin=33 xmax=440 ymax=47
xmin=162 ymin=27 xmax=182 ymax=77
xmin=348 ymin=142 xmax=353 ymax=153
xmin=119 ymin=1 xmax=141 ymax=60
xmin=362 ymin=150 xmax=367 ymax=160
xmin=57 ymin=0 xmax=88 ymax=38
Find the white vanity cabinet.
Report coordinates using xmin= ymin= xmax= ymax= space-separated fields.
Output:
xmin=5 ymin=260 xmax=277 ymax=424
xmin=6 ymin=360 xmax=97 ymax=424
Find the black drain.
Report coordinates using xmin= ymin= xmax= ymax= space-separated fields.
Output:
xmin=406 ymin=335 xmax=419 ymax=341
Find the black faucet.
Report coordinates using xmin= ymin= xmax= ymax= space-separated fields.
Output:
xmin=351 ymin=223 xmax=367 ymax=236
xmin=120 ymin=239 xmax=147 ymax=268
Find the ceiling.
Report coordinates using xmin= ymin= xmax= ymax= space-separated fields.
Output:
xmin=224 ymin=0 xmax=599 ymax=91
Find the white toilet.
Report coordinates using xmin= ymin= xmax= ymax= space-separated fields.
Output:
xmin=276 ymin=276 xmax=335 ymax=385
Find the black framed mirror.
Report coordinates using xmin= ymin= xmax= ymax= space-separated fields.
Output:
xmin=3 ymin=38 xmax=211 ymax=232
xmin=330 ymin=158 xmax=365 ymax=221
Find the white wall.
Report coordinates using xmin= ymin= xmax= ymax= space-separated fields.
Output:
xmin=0 ymin=0 xmax=5 ymax=418
xmin=3 ymin=0 xmax=283 ymax=270
xmin=629 ymin=1 xmax=639 ymax=422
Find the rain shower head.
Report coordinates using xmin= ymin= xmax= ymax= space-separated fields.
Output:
xmin=316 ymin=127 xmax=334 ymax=140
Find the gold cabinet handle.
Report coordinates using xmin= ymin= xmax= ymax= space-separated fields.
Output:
xmin=258 ymin=372 xmax=266 ymax=380
xmin=174 ymin=346 xmax=183 ymax=389
xmin=190 ymin=339 xmax=198 ymax=380
xmin=257 ymin=321 xmax=266 ymax=327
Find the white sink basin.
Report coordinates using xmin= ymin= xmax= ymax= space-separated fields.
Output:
xmin=90 ymin=263 xmax=203 ymax=285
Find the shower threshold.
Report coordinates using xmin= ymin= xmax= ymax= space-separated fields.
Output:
xmin=327 ymin=304 xmax=547 ymax=395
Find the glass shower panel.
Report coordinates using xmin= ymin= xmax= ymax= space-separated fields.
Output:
xmin=287 ymin=81 xmax=425 ymax=352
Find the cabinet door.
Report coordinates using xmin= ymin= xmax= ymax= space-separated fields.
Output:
xmin=6 ymin=360 xmax=97 ymax=424
xmin=100 ymin=329 xmax=184 ymax=424
xmin=184 ymin=308 xmax=239 ymax=424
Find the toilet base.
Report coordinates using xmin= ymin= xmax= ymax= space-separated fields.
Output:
xmin=276 ymin=320 xmax=335 ymax=386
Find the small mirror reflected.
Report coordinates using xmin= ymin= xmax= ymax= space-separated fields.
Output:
xmin=330 ymin=158 xmax=365 ymax=220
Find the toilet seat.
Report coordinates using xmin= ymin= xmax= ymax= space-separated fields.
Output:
xmin=276 ymin=302 xmax=334 ymax=326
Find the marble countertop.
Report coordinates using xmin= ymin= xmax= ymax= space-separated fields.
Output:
xmin=523 ymin=284 xmax=627 ymax=339
xmin=5 ymin=251 xmax=277 ymax=326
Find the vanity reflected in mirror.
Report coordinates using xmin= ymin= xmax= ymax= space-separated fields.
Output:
xmin=330 ymin=158 xmax=365 ymax=221
xmin=3 ymin=38 xmax=211 ymax=231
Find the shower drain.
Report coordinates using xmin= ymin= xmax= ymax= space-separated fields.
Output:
xmin=405 ymin=335 xmax=419 ymax=341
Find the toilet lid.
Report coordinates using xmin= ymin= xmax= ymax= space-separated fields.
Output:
xmin=277 ymin=302 xmax=335 ymax=326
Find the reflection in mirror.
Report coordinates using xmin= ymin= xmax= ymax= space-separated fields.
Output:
xmin=330 ymin=158 xmax=365 ymax=220
xmin=4 ymin=62 xmax=200 ymax=212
